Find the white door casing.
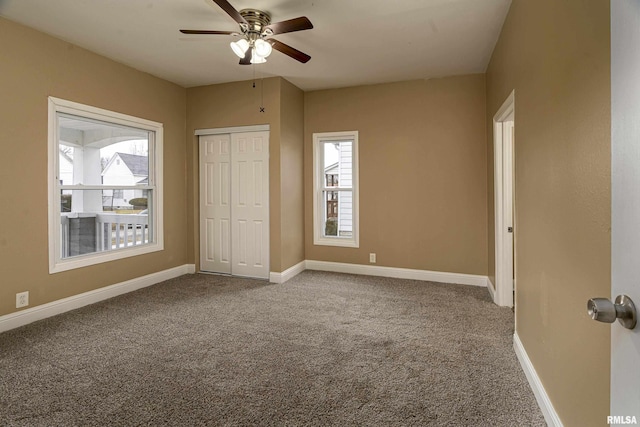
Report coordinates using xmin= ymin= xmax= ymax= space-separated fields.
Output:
xmin=493 ymin=91 xmax=515 ymax=308
xmin=611 ymin=0 xmax=640 ymax=418
xmin=199 ymin=131 xmax=269 ymax=279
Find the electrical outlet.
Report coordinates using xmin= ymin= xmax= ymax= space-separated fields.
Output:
xmin=16 ymin=291 xmax=29 ymax=308
xmin=369 ymin=253 xmax=376 ymax=263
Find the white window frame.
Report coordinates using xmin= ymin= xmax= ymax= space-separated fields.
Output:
xmin=313 ymin=131 xmax=359 ymax=248
xmin=48 ymin=97 xmax=164 ymax=273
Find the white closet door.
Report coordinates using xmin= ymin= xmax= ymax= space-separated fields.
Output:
xmin=199 ymin=134 xmax=232 ymax=274
xmin=231 ymin=131 xmax=269 ymax=279
xmin=199 ymin=131 xmax=269 ymax=279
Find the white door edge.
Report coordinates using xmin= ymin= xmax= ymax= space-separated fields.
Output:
xmin=611 ymin=0 xmax=640 ymax=418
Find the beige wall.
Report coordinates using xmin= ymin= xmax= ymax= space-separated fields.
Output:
xmin=279 ymin=80 xmax=305 ymax=270
xmin=186 ymin=78 xmax=281 ymax=272
xmin=486 ymin=1 xmax=611 ymax=425
xmin=0 ymin=17 xmax=188 ymax=317
xmin=186 ymin=77 xmax=305 ymax=273
xmin=304 ymin=76 xmax=488 ymax=275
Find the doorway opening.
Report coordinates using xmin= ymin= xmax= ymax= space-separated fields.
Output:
xmin=493 ymin=91 xmax=515 ymax=308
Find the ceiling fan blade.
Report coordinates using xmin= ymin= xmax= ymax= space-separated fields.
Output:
xmin=239 ymin=47 xmax=252 ymax=65
xmin=211 ymin=0 xmax=248 ymax=25
xmin=180 ymin=29 xmax=240 ymax=36
xmin=263 ymin=17 xmax=313 ymax=36
xmin=269 ymin=39 xmax=311 ymax=63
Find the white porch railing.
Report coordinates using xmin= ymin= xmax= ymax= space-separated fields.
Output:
xmin=96 ymin=213 xmax=149 ymax=251
xmin=61 ymin=212 xmax=149 ymax=258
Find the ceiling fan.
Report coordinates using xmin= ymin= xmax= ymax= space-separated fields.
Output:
xmin=180 ymin=0 xmax=313 ymax=65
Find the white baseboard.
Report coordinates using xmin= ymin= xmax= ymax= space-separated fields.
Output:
xmin=513 ymin=332 xmax=563 ymax=427
xmin=0 ymin=261 xmax=487 ymax=333
xmin=487 ymin=276 xmax=496 ymax=301
xmin=269 ymin=260 xmax=306 ymax=284
xmin=0 ymin=264 xmax=195 ymax=334
xmin=305 ymin=260 xmax=489 ymax=287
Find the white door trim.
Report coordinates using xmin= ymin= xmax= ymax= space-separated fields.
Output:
xmin=195 ymin=124 xmax=270 ymax=136
xmin=493 ymin=91 xmax=515 ymax=307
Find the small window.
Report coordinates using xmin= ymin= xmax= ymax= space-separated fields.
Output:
xmin=48 ymin=97 xmax=163 ymax=273
xmin=313 ymin=131 xmax=359 ymax=247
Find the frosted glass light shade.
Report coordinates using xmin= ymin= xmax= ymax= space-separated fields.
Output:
xmin=230 ymin=39 xmax=250 ymax=58
xmin=250 ymin=49 xmax=267 ymax=64
xmin=254 ymin=39 xmax=272 ymax=58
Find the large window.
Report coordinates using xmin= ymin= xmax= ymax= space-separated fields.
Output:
xmin=313 ymin=131 xmax=359 ymax=247
xmin=48 ymin=97 xmax=163 ymax=273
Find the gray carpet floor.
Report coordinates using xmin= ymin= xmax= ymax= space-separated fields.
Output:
xmin=0 ymin=271 xmax=545 ymax=426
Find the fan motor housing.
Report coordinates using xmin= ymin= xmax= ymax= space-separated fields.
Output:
xmin=240 ymin=9 xmax=271 ymax=34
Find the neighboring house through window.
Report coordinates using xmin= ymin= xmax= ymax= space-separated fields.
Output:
xmin=324 ymin=165 xmax=339 ymax=221
xmin=313 ymin=131 xmax=359 ymax=247
xmin=48 ymin=97 xmax=163 ymax=273
xmin=102 ymin=153 xmax=149 ymax=208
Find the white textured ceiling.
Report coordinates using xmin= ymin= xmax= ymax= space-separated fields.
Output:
xmin=0 ymin=0 xmax=512 ymax=91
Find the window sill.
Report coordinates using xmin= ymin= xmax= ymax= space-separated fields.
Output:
xmin=313 ymin=236 xmax=359 ymax=248
xmin=49 ymin=242 xmax=163 ymax=274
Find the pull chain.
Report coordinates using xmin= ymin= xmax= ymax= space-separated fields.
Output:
xmin=251 ymin=63 xmax=265 ymax=113
xmin=260 ymin=75 xmax=265 ymax=113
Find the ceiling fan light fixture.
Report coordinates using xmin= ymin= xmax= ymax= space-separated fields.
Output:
xmin=254 ymin=39 xmax=272 ymax=58
xmin=181 ymin=3 xmax=312 ymax=65
xmin=230 ymin=38 xmax=249 ymax=58
xmin=250 ymin=48 xmax=267 ymax=64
